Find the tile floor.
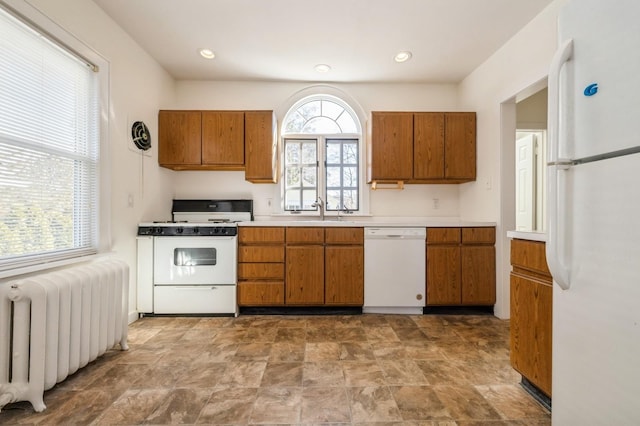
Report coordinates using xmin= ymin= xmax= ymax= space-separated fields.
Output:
xmin=0 ymin=313 xmax=551 ymax=425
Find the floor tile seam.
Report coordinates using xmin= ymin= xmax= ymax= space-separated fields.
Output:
xmin=427 ymin=381 xmax=511 ymax=421
xmin=470 ymin=386 xmax=551 ymax=419
xmin=385 ymin=384 xmax=456 ymax=423
xmin=141 ymin=387 xmax=215 ymax=425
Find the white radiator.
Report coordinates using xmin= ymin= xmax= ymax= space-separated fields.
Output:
xmin=0 ymin=258 xmax=129 ymax=412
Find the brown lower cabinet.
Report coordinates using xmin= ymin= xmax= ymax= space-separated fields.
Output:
xmin=510 ymin=238 xmax=552 ymax=397
xmin=285 ymin=227 xmax=325 ymax=304
xmin=237 ymin=226 xmax=363 ymax=306
xmin=325 ymin=228 xmax=364 ymax=305
xmin=237 ymin=227 xmax=285 ymax=306
xmin=426 ymin=227 xmax=496 ymax=306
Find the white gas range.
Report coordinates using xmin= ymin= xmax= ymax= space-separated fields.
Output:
xmin=136 ymin=199 xmax=252 ymax=316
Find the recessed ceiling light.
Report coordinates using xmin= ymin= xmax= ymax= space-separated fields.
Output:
xmin=314 ymin=64 xmax=331 ymax=73
xmin=198 ymin=48 xmax=215 ymax=59
xmin=394 ymin=51 xmax=412 ymax=63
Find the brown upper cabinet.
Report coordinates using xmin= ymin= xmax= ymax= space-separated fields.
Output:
xmin=369 ymin=112 xmax=414 ymax=181
xmin=158 ymin=110 xmax=202 ymax=166
xmin=201 ymin=111 xmax=244 ymax=167
xmin=369 ymin=111 xmax=476 ymax=184
xmin=244 ymin=111 xmax=278 ymax=183
xmin=158 ymin=110 xmax=278 ymax=183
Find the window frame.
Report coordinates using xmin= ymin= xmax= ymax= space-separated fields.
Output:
xmin=280 ymin=133 xmax=363 ymax=218
xmin=0 ymin=1 xmax=110 ymax=277
xmin=272 ymin=93 xmax=369 ymax=217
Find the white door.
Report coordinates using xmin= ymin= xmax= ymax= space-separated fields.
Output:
xmin=515 ymin=134 xmax=536 ymax=231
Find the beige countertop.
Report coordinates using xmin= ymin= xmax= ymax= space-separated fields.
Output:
xmin=507 ymin=230 xmax=547 ymax=242
xmin=240 ymin=218 xmax=496 ymax=227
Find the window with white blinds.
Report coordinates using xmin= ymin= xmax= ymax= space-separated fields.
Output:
xmin=0 ymin=7 xmax=100 ymax=269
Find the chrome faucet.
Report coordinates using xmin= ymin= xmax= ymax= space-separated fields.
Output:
xmin=311 ymin=196 xmax=324 ymax=220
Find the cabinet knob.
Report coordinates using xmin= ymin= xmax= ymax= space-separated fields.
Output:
xmin=416 ymin=294 xmax=423 ymax=301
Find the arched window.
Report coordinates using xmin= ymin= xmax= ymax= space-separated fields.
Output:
xmin=283 ymin=97 xmax=359 ymax=134
xmin=281 ymin=95 xmax=362 ymax=214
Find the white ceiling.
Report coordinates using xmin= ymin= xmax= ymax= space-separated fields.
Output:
xmin=93 ymin=0 xmax=554 ymax=84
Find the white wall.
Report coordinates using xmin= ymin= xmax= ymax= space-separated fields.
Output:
xmin=170 ymin=81 xmax=463 ymax=219
xmin=15 ymin=0 xmax=572 ymax=320
xmin=457 ymin=0 xmax=569 ymax=318
xmin=23 ymin=0 xmax=177 ymax=320
xmin=517 ymin=88 xmax=548 ymax=129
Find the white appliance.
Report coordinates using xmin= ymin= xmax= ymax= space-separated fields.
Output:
xmin=136 ymin=199 xmax=252 ymax=316
xmin=363 ymin=227 xmax=426 ymax=314
xmin=547 ymin=0 xmax=640 ymax=422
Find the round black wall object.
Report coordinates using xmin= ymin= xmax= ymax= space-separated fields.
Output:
xmin=131 ymin=121 xmax=151 ymax=151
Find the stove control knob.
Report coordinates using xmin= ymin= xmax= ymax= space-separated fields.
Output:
xmin=154 ymin=227 xmax=163 ymax=235
xmin=192 ymin=227 xmax=199 ymax=234
xmin=176 ymin=227 xmax=184 ymax=234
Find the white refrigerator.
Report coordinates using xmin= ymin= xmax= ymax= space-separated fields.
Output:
xmin=547 ymin=0 xmax=640 ymax=423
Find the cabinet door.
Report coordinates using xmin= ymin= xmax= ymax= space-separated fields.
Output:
xmin=245 ymin=111 xmax=277 ymax=183
xmin=325 ymin=245 xmax=364 ymax=305
xmin=426 ymin=246 xmax=461 ymax=305
xmin=370 ymin=112 xmax=413 ymax=181
xmin=444 ymin=112 xmax=476 ymax=180
xmin=158 ymin=110 xmax=201 ymax=166
xmin=414 ymin=112 xmax=445 ymax=179
xmin=510 ymin=274 xmax=553 ymax=396
xmin=285 ymin=245 xmax=324 ymax=304
xmin=461 ymin=245 xmax=496 ymax=305
xmin=201 ymin=111 xmax=245 ymax=166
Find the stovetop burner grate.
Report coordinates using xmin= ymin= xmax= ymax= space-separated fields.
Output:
xmin=138 ymin=199 xmax=252 ymax=237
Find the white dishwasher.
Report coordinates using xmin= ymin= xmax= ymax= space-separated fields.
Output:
xmin=364 ymin=227 xmax=426 ymax=314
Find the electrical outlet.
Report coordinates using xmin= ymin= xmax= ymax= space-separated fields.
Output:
xmin=433 ymin=198 xmax=440 ymax=210
xmin=484 ymin=177 xmax=492 ymax=190
xmin=127 ymin=193 xmax=134 ymax=208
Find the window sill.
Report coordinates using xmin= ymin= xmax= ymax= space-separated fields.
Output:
xmin=259 ymin=212 xmax=373 ymax=220
xmin=0 ymin=252 xmax=115 ymax=280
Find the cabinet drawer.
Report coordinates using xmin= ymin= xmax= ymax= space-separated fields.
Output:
xmin=238 ymin=281 xmax=284 ymax=306
xmin=462 ymin=227 xmax=495 ymax=244
xmin=325 ymin=227 xmax=363 ymax=244
xmin=286 ymin=227 xmax=325 ymax=244
xmin=510 ymin=239 xmax=551 ymax=278
xmin=238 ymin=245 xmax=284 ymax=262
xmin=154 ymin=285 xmax=236 ymax=315
xmin=239 ymin=227 xmax=285 ymax=243
xmin=238 ymin=263 xmax=285 ymax=279
xmin=427 ymin=227 xmax=460 ymax=244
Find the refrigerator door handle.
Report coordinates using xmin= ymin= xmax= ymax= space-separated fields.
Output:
xmin=547 ymin=38 xmax=573 ymax=291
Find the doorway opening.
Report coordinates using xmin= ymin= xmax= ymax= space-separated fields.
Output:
xmin=514 ymin=87 xmax=548 ymax=233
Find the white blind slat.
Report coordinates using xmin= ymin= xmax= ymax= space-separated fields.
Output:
xmin=0 ymin=7 xmax=99 ymax=267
